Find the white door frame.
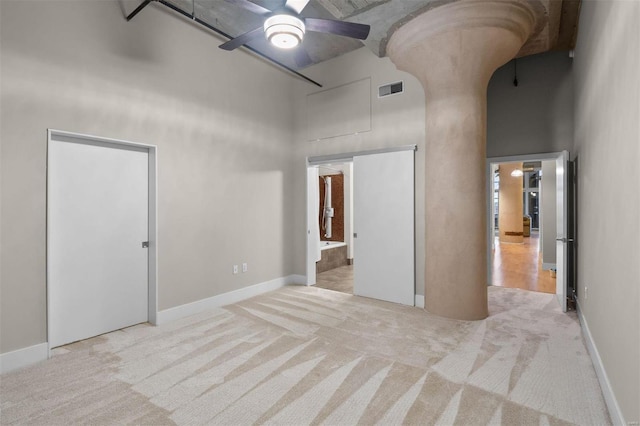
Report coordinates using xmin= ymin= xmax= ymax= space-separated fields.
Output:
xmin=306 ymin=145 xmax=417 ymax=287
xmin=485 ymin=151 xmax=567 ymax=290
xmin=46 ymin=129 xmax=158 ymax=354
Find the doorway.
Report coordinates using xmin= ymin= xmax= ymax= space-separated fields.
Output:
xmin=306 ymin=147 xmax=416 ymax=306
xmin=491 ymin=161 xmax=554 ymax=293
xmin=47 ymin=130 xmax=158 ymax=350
xmin=314 ymin=163 xmax=354 ymax=294
xmin=487 ymin=151 xmax=572 ymax=311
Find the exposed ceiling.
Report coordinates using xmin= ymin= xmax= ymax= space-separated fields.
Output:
xmin=163 ymin=0 xmax=581 ymax=70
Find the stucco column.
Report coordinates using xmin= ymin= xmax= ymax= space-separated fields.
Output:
xmin=499 ymin=163 xmax=525 ymax=244
xmin=387 ymin=1 xmax=535 ymax=320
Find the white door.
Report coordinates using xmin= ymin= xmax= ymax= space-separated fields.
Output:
xmin=353 ymin=150 xmax=414 ymax=305
xmin=48 ymin=139 xmax=149 ymax=347
xmin=556 ymin=150 xmax=569 ymax=312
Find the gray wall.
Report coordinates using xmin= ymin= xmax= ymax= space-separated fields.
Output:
xmin=487 ymin=51 xmax=574 ymax=157
xmin=572 ymin=1 xmax=640 ymax=423
xmin=4 ymin=9 xmax=637 ymax=423
xmin=0 ymin=0 xmax=296 ymax=354
xmin=290 ymin=48 xmax=426 ymax=296
xmin=540 ymin=160 xmax=556 ymax=267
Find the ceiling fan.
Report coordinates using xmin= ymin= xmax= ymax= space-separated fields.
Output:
xmin=219 ymin=0 xmax=371 ymax=68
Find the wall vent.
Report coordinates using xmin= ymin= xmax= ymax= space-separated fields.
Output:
xmin=378 ymin=81 xmax=403 ymax=98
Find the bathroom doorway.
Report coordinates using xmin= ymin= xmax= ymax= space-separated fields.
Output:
xmin=315 ymin=163 xmax=354 ymax=294
xmin=306 ymin=147 xmax=416 ymax=306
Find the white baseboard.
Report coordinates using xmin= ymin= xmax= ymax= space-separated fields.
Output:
xmin=157 ymin=274 xmax=305 ymax=325
xmin=415 ymin=295 xmax=425 ymax=308
xmin=0 ymin=342 xmax=48 ymax=374
xmin=542 ymin=262 xmax=556 ymax=271
xmin=577 ymin=301 xmax=626 ymax=426
xmin=289 ymin=274 xmax=307 ymax=285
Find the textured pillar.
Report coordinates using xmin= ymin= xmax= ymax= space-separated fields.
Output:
xmin=387 ymin=1 xmax=535 ymax=320
xmin=499 ymin=163 xmax=524 ymax=244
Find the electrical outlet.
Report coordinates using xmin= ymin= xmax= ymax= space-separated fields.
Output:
xmin=233 ymin=265 xmax=238 ymax=274
xmin=242 ymin=263 xmax=248 ymax=273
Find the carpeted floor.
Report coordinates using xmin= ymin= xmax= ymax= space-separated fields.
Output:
xmin=0 ymin=286 xmax=610 ymax=425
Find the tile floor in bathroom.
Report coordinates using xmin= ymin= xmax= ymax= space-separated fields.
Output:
xmin=315 ymin=264 xmax=353 ymax=294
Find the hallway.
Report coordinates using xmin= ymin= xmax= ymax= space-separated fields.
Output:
xmin=492 ymin=232 xmax=556 ymax=294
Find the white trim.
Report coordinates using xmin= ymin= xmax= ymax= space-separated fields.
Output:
xmin=46 ymin=129 xmax=159 ymax=352
xmin=487 ymin=151 xmax=564 ymax=164
xmin=147 ymin=147 xmax=159 ymax=325
xmin=414 ymin=295 xmax=425 ymax=308
xmin=306 ymin=165 xmax=318 ymax=286
xmin=0 ymin=343 xmax=48 ymax=374
xmin=486 ymin=158 xmax=495 ymax=285
xmin=542 ymin=262 xmax=556 ymax=271
xmin=288 ymin=274 xmax=306 ymax=284
xmin=577 ymin=301 xmax=626 ymax=426
xmin=47 ymin=129 xmax=157 ymax=150
xmin=308 ymin=145 xmax=417 ymax=166
xmin=156 ymin=275 xmax=305 ymax=325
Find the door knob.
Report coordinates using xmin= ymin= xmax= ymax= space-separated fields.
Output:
xmin=555 ymin=237 xmax=574 ymax=243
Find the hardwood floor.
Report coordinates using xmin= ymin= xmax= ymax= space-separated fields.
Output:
xmin=492 ymin=232 xmax=556 ymax=294
xmin=317 ymin=234 xmax=555 ymax=297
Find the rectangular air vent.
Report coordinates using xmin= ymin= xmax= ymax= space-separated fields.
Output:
xmin=378 ymin=81 xmax=403 ymax=98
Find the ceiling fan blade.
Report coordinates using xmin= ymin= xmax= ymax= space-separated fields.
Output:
xmin=284 ymin=0 xmax=311 ymax=14
xmin=293 ymin=47 xmax=313 ymax=68
xmin=305 ymin=18 xmax=370 ymax=40
xmin=218 ymin=27 xmax=264 ymax=51
xmin=224 ymin=0 xmax=271 ymax=16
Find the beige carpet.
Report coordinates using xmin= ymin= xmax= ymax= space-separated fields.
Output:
xmin=0 ymin=286 xmax=610 ymax=425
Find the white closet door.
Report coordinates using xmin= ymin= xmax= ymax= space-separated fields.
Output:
xmin=48 ymin=139 xmax=149 ymax=347
xmin=353 ymin=150 xmax=415 ymax=305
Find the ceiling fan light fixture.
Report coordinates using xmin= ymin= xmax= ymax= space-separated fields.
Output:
xmin=264 ymin=14 xmax=305 ymax=49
